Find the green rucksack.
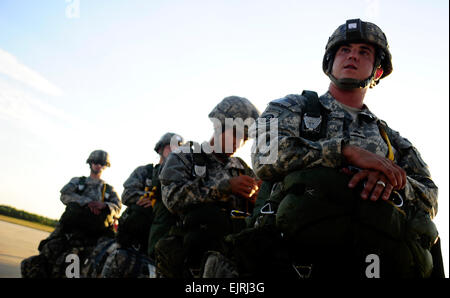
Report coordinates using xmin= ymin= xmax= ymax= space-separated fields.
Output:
xmin=59 ymin=202 xmax=113 ymax=237
xmin=147 ymin=198 xmax=177 ymax=257
xmin=250 ymin=90 xmax=441 ymax=278
xmin=116 ymin=164 xmax=156 ymax=252
xmin=270 ymin=166 xmax=438 ymax=278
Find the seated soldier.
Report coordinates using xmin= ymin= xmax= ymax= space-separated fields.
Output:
xmin=85 ymin=133 xmax=183 ymax=278
xmin=117 ymin=132 xmax=183 ymax=254
xmin=250 ymin=19 xmax=441 ymax=278
xmin=21 ymin=150 xmax=121 ymax=278
xmin=156 ymin=96 xmax=261 ymax=278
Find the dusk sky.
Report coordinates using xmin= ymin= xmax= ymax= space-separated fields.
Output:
xmin=0 ymin=0 xmax=448 ymax=275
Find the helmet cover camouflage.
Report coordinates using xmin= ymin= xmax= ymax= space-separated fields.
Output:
xmin=208 ymin=96 xmax=260 ymax=134
xmin=86 ymin=150 xmax=110 ymax=167
xmin=154 ymin=132 xmax=184 ymax=154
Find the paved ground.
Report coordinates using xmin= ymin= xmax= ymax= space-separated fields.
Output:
xmin=0 ymin=220 xmax=49 ymax=278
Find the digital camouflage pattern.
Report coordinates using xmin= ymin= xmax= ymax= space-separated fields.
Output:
xmin=86 ymin=150 xmax=110 ymax=167
xmin=121 ymin=164 xmax=159 ymax=206
xmin=81 ymin=238 xmax=118 ymax=278
xmin=21 ymin=233 xmax=107 ymax=278
xmin=100 ymin=247 xmax=155 ymax=278
xmin=156 ymin=145 xmax=257 ymax=277
xmin=21 ymin=176 xmax=121 ymax=278
xmin=81 ymin=164 xmax=159 ymax=278
xmin=160 ymin=146 xmax=257 ymax=214
xmin=252 ymin=91 xmax=438 ymax=217
xmin=60 ymin=176 xmax=121 ymax=220
xmin=201 ymin=251 xmax=239 ymax=278
xmin=209 ymin=96 xmax=260 ymax=134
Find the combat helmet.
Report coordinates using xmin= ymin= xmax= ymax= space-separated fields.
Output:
xmin=154 ymin=132 xmax=184 ymax=154
xmin=323 ymin=18 xmax=393 ymax=89
xmin=208 ymin=96 xmax=260 ymax=137
xmin=86 ymin=150 xmax=110 ymax=167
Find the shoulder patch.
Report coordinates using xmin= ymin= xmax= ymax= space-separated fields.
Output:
xmin=272 ymin=96 xmax=297 ymax=107
xmin=271 ymin=94 xmax=305 ymax=113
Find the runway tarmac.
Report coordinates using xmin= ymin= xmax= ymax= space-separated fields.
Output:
xmin=0 ymin=220 xmax=49 ymax=278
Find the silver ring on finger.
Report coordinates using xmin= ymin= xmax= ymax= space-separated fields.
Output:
xmin=376 ymin=180 xmax=386 ymax=188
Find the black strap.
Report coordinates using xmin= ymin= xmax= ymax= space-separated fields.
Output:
xmin=300 ymin=90 xmax=327 ymax=141
xmin=301 ymin=90 xmax=321 ymax=117
xmin=188 ymin=141 xmax=208 ymax=178
xmin=146 ymin=164 xmax=154 ymax=179
xmin=76 ymin=176 xmax=87 ymax=194
xmin=104 ymin=184 xmax=113 ymax=196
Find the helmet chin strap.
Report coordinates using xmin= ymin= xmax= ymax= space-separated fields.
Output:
xmin=328 ymin=73 xmax=375 ymax=89
xmin=327 ymin=53 xmax=382 ymax=90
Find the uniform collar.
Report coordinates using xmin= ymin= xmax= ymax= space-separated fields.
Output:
xmin=320 ymin=92 xmax=378 ymax=122
xmin=210 ymin=152 xmax=245 ymax=170
xmin=225 ymin=156 xmax=245 ymax=170
xmin=86 ymin=176 xmax=104 ymax=184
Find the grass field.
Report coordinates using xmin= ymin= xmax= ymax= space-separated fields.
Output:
xmin=0 ymin=215 xmax=54 ymax=233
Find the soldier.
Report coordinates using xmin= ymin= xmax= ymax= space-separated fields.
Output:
xmin=250 ymin=19 xmax=442 ymax=278
xmin=92 ymin=132 xmax=184 ymax=278
xmin=81 ymin=133 xmax=183 ymax=278
xmin=120 ymin=132 xmax=184 ymax=252
xmin=156 ymin=96 xmax=261 ymax=277
xmin=121 ymin=133 xmax=184 ymax=207
xmin=21 ymin=150 xmax=121 ymax=278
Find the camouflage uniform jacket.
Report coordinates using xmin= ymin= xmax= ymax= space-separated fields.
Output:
xmin=159 ymin=144 xmax=257 ymax=215
xmin=252 ymin=91 xmax=438 ymax=217
xmin=122 ymin=164 xmax=161 ymax=206
xmin=60 ymin=176 xmax=121 ymax=218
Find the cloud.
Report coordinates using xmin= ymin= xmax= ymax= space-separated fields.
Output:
xmin=0 ymin=80 xmax=86 ymax=142
xmin=0 ymin=48 xmax=89 ymax=143
xmin=0 ymin=48 xmax=63 ymax=97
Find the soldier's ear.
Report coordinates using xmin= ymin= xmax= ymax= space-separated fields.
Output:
xmin=374 ymin=67 xmax=384 ymax=80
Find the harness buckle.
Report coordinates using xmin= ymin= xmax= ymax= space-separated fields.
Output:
xmin=260 ymin=202 xmax=275 ymax=215
xmin=148 ymin=264 xmax=157 ymax=278
xmin=390 ymin=191 xmax=404 ymax=207
xmin=292 ymin=264 xmax=313 ymax=279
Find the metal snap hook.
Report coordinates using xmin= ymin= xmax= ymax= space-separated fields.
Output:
xmin=260 ymin=202 xmax=275 ymax=215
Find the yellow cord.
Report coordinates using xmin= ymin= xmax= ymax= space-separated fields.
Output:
xmin=101 ymin=183 xmax=107 ymax=202
xmin=379 ymin=125 xmax=394 ymax=161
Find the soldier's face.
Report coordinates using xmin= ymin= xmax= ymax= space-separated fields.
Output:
xmin=162 ymin=144 xmax=173 ymax=159
xmin=331 ymin=43 xmax=376 ymax=81
xmin=90 ymin=162 xmax=106 ymax=175
xmin=220 ymin=128 xmax=246 ymax=156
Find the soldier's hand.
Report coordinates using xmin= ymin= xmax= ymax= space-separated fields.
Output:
xmin=342 ymin=145 xmax=406 ymax=190
xmin=348 ymin=169 xmax=394 ymax=201
xmin=88 ymin=201 xmax=106 ymax=215
xmin=137 ymin=197 xmax=153 ymax=208
xmin=229 ymin=175 xmax=260 ymax=199
xmin=250 ymin=179 xmax=263 ymax=200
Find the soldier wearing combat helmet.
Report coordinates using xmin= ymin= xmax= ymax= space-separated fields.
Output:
xmin=21 ymin=149 xmax=121 ymax=278
xmin=84 ymin=133 xmax=184 ymax=278
xmin=155 ymin=96 xmax=261 ymax=277
xmin=250 ymin=19 xmax=442 ymax=278
xmin=116 ymin=132 xmax=183 ymax=253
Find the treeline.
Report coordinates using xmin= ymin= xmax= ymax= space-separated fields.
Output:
xmin=0 ymin=205 xmax=58 ymax=227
